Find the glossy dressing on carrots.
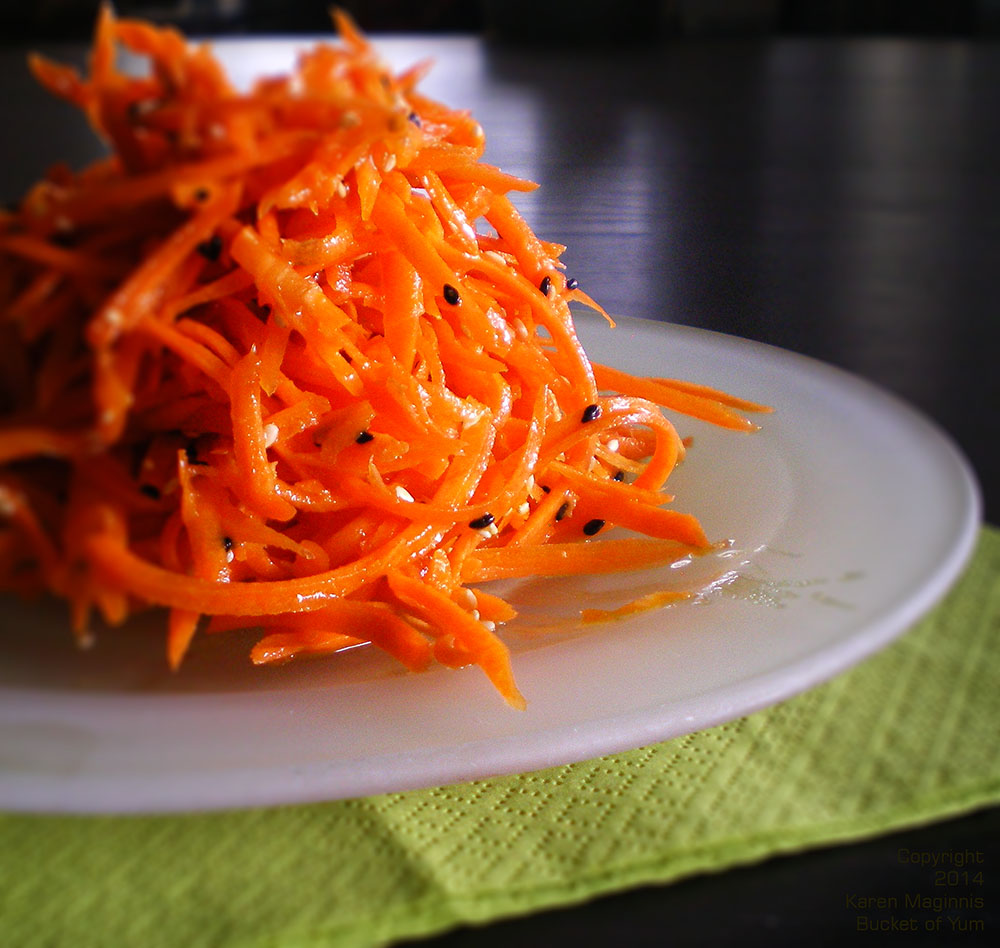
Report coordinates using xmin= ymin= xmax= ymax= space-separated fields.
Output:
xmin=0 ymin=10 xmax=768 ymax=707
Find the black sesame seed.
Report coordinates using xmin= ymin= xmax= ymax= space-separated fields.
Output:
xmin=555 ymin=502 xmax=570 ymax=522
xmin=139 ymin=484 xmax=161 ymax=500
xmin=197 ymin=234 xmax=223 ymax=262
xmin=222 ymin=536 xmax=234 ymax=552
xmin=408 ymin=111 xmax=421 ymax=126
xmin=612 ymin=470 xmax=625 ymax=482
xmin=539 ymin=275 xmax=552 ymax=296
xmin=355 ymin=430 xmax=374 ymax=444
xmin=443 ymin=283 xmax=461 ymax=306
xmin=566 ymin=277 xmax=579 ymax=290
xmin=583 ymin=518 xmax=605 ymax=536
xmin=541 ymin=485 xmax=551 ymax=494
xmin=193 ymin=188 xmax=210 ymax=202
xmin=185 ymin=442 xmax=208 ymax=466
xmin=469 ymin=512 xmax=495 ymax=530
xmin=581 ymin=403 xmax=601 ymax=423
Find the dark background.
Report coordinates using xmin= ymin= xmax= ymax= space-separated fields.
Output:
xmin=3 ymin=0 xmax=1000 ymax=42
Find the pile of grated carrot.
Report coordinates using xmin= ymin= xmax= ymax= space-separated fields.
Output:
xmin=0 ymin=8 xmax=768 ymax=707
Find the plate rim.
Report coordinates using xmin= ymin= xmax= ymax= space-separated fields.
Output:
xmin=0 ymin=319 xmax=982 ymax=813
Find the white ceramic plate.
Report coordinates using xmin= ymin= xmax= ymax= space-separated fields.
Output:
xmin=0 ymin=316 xmax=979 ymax=813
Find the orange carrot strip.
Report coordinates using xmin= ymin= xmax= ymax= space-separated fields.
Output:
xmin=167 ymin=609 xmax=201 ymax=670
xmin=136 ymin=317 xmax=232 ymax=390
xmin=230 ymin=226 xmax=361 ymax=396
xmin=380 ymin=251 xmax=421 ymax=369
xmin=28 ymin=134 xmax=318 ymax=232
xmin=0 ymin=480 xmax=61 ymax=579
xmin=386 ymin=570 xmax=524 ymax=709
xmin=593 ymin=363 xmax=764 ymax=431
xmin=0 ymin=233 xmax=123 ymax=279
xmin=87 ymin=185 xmax=242 ymax=348
xmin=0 ymin=428 xmax=83 ymax=464
xmin=464 ymin=537 xmax=704 ymax=582
xmin=650 ymin=376 xmax=773 ymax=413
xmin=161 ymin=269 xmax=255 ymax=321
xmin=248 ymin=601 xmax=432 ymax=671
xmin=86 ymin=522 xmax=439 ymax=615
xmin=541 ymin=459 xmax=706 ymax=545
xmin=249 ymin=629 xmax=363 ymax=663
xmin=580 ymin=590 xmax=691 ymax=623
xmin=484 ymin=193 xmax=555 ymax=280
xmin=228 ymin=349 xmax=297 ymax=522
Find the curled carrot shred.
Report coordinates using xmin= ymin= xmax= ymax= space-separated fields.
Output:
xmin=0 ymin=9 xmax=770 ymax=707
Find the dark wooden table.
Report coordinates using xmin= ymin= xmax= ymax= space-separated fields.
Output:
xmin=3 ymin=30 xmax=997 ymax=946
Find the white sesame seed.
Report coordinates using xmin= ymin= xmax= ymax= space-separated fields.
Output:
xmin=470 ymin=610 xmax=480 ymax=621
xmin=383 ymin=153 xmax=397 ymax=172
xmin=482 ymin=620 xmax=496 ymax=632
xmin=461 ymin=588 xmax=477 ymax=609
xmin=517 ymin=502 xmax=530 ymax=517
xmin=607 ymin=439 xmax=620 ymax=452
xmin=395 ymin=485 xmax=415 ymax=503
xmin=263 ymin=423 xmax=279 ymax=447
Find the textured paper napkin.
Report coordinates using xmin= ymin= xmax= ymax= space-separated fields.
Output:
xmin=1 ymin=526 xmax=997 ymax=948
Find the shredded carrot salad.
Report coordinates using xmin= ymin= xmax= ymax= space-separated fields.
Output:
xmin=0 ymin=9 xmax=769 ymax=707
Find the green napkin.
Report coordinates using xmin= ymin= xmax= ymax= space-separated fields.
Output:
xmin=2 ymin=526 xmax=998 ymax=948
